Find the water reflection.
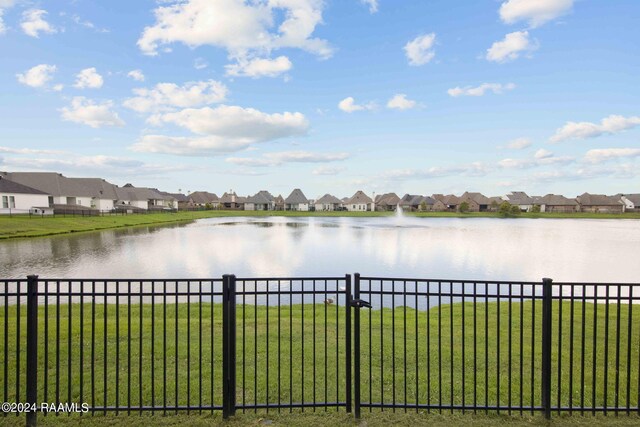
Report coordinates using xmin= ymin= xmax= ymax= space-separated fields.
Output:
xmin=1 ymin=217 xmax=639 ymax=285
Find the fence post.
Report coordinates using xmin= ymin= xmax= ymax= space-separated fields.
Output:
xmin=541 ymin=277 xmax=553 ymax=420
xmin=353 ymin=273 xmax=361 ymax=419
xmin=345 ymin=274 xmax=352 ymax=413
xmin=26 ymin=275 xmax=39 ymax=427
xmin=222 ymin=274 xmax=237 ymax=419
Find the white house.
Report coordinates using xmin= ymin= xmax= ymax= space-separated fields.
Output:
xmin=345 ymin=190 xmax=373 ymax=211
xmin=314 ymin=194 xmax=342 ymax=211
xmin=0 ymin=172 xmax=95 ymax=207
xmin=245 ymin=191 xmax=275 ymax=211
xmin=621 ymin=194 xmax=640 ymax=212
xmin=285 ymin=188 xmax=309 ymax=211
xmin=0 ymin=176 xmax=50 ymax=214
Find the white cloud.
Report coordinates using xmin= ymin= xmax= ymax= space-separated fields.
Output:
xmin=448 ymin=83 xmax=516 ymax=97
xmin=386 ymin=94 xmax=417 ymax=110
xmin=338 ymin=97 xmax=375 ymax=113
xmin=360 ymin=0 xmax=378 ymax=14
xmin=123 ymin=80 xmax=228 ymax=113
xmin=21 ymin=9 xmax=57 ymax=38
xmin=60 ymin=97 xmax=125 ymax=128
xmin=194 ymin=57 xmax=208 ymax=70
xmin=499 ymin=150 xmax=573 ymax=169
xmin=16 ymin=64 xmax=57 ymax=88
xmin=149 ymin=105 xmax=308 ymax=137
xmin=312 ymin=166 xmax=346 ymax=175
xmin=0 ymin=1 xmax=17 ymax=35
xmin=74 ymin=67 xmax=104 ymax=89
xmin=404 ymin=33 xmax=436 ymax=66
xmin=226 ymin=151 xmax=349 ymax=167
xmin=534 ymin=148 xmax=553 ymax=159
xmin=132 ymin=105 xmax=309 ymax=156
xmin=486 ymin=31 xmax=536 ymax=63
xmin=70 ymin=14 xmax=109 ymax=33
xmin=3 ymin=153 xmax=185 ymax=176
xmin=225 ymin=55 xmax=292 ymax=78
xmin=381 ymin=162 xmax=490 ymax=181
xmin=583 ymin=148 xmax=640 ymax=164
xmin=0 ymin=146 xmax=66 ymax=155
xmin=127 ymin=69 xmax=145 ymax=82
xmin=506 ymin=137 xmax=532 ymax=149
xmin=550 ymin=115 xmax=640 ymax=143
xmin=137 ymin=0 xmax=333 ymax=71
xmin=500 ymin=0 xmax=573 ymax=28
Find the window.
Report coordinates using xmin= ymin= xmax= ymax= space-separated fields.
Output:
xmin=2 ymin=196 xmax=7 ymax=209
xmin=9 ymin=196 xmax=15 ymax=208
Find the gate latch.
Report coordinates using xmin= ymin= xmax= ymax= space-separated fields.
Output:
xmin=350 ymin=298 xmax=371 ymax=309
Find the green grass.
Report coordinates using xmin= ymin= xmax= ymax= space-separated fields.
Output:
xmin=1 ymin=210 xmax=639 ymax=241
xmin=1 ymin=300 xmax=639 ymax=425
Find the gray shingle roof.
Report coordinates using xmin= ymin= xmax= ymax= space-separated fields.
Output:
xmin=536 ymin=194 xmax=579 ymax=206
xmin=577 ymin=193 xmax=623 ymax=206
xmin=623 ymin=194 xmax=640 ymax=205
xmin=285 ymin=188 xmax=308 ymax=204
xmin=0 ymin=176 xmax=48 ymax=195
xmin=1 ymin=172 xmax=96 ymax=197
xmin=347 ymin=190 xmax=372 ymax=205
xmin=316 ymin=194 xmax=342 ymax=204
xmin=247 ymin=191 xmax=275 ymax=204
xmin=188 ymin=191 xmax=219 ymax=204
xmin=461 ymin=192 xmax=491 ymax=204
xmin=69 ymin=178 xmax=120 ymax=200
xmin=505 ymin=191 xmax=534 ymax=205
xmin=375 ymin=193 xmax=400 ymax=206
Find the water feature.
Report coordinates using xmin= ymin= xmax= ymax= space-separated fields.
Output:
xmin=1 ymin=216 xmax=639 ymax=283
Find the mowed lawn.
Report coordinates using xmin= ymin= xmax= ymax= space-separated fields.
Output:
xmin=1 ymin=300 xmax=639 ymax=426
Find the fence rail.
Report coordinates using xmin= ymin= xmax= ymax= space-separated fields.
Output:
xmin=1 ymin=275 xmax=639 ymax=426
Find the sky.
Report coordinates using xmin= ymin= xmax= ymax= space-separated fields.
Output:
xmin=0 ymin=0 xmax=639 ymax=198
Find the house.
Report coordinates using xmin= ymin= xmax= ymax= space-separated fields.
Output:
xmin=535 ymin=194 xmax=579 ymax=213
xmin=285 ymin=189 xmax=309 ymax=211
xmin=158 ymin=192 xmax=189 ymax=210
xmin=375 ymin=193 xmax=400 ymax=211
xmin=119 ymin=184 xmax=176 ymax=211
xmin=69 ymin=178 xmax=121 ymax=211
xmin=1 ymin=171 xmax=97 ymax=208
xmin=503 ymin=191 xmax=535 ymax=212
xmin=576 ymin=193 xmax=624 ymax=214
xmin=274 ymin=195 xmax=285 ymax=211
xmin=315 ymin=194 xmax=342 ymax=211
xmin=399 ymin=194 xmax=419 ymax=211
xmin=0 ymin=176 xmax=50 ymax=214
xmin=621 ymin=194 xmax=640 ymax=212
xmin=114 ymin=185 xmax=152 ymax=211
xmin=346 ymin=190 xmax=373 ymax=211
xmin=459 ymin=192 xmax=492 ymax=212
xmin=188 ymin=191 xmax=219 ymax=208
xmin=413 ymin=195 xmax=436 ymax=211
xmin=245 ymin=191 xmax=276 ymax=211
xmin=432 ymin=194 xmax=460 ymax=211
xmin=219 ymin=191 xmax=246 ymax=210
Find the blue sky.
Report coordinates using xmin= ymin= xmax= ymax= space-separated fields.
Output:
xmin=0 ymin=0 xmax=639 ymax=198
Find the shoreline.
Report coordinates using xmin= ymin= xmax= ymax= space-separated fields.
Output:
xmin=1 ymin=210 xmax=639 ymax=241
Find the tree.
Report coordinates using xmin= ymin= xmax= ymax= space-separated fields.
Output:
xmin=419 ymin=200 xmax=427 ymax=211
xmin=459 ymin=201 xmax=470 ymax=213
xmin=510 ymin=205 xmax=521 ymax=216
xmin=532 ymin=205 xmax=541 ymax=213
xmin=498 ymin=202 xmax=512 ymax=217
xmin=490 ymin=200 xmax=499 ymax=211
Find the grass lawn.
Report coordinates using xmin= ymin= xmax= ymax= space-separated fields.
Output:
xmin=1 ymin=210 xmax=639 ymax=241
xmin=1 ymin=299 xmax=639 ymax=425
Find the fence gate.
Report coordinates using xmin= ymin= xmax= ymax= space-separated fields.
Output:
xmin=225 ymin=275 xmax=352 ymax=417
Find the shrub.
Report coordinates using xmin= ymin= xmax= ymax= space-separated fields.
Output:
xmin=459 ymin=201 xmax=470 ymax=213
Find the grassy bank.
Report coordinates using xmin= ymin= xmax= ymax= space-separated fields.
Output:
xmin=1 ymin=300 xmax=639 ymax=425
xmin=1 ymin=209 xmax=639 ymax=241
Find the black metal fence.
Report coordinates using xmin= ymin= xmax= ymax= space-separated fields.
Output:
xmin=1 ymin=275 xmax=639 ymax=426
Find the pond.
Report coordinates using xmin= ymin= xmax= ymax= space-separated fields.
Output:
xmin=1 ymin=216 xmax=639 ymax=283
